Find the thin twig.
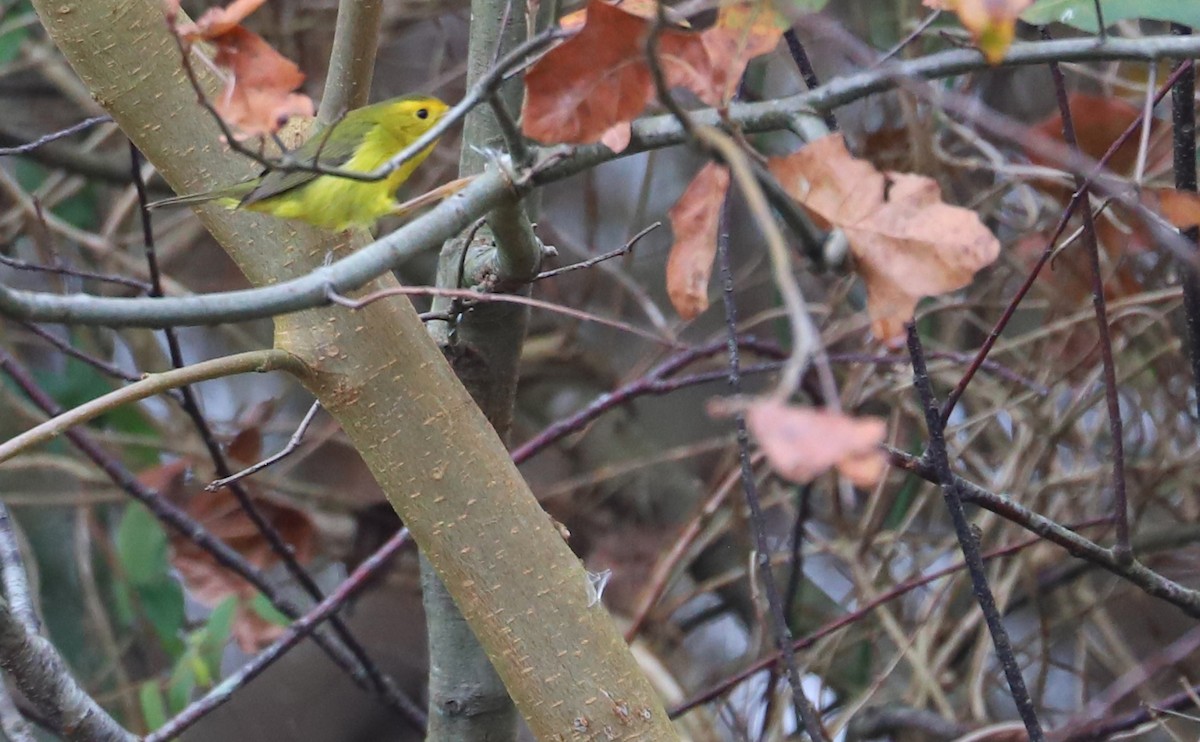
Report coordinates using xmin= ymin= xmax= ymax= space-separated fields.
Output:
xmin=535 ymin=221 xmax=660 ymax=280
xmin=783 ymin=29 xmax=837 ymax=131
xmin=0 ymin=253 xmax=150 ymax=292
xmin=906 ymin=324 xmax=1044 ymax=741
xmin=1044 ymin=38 xmax=1130 ymax=563
xmin=0 ymin=116 xmax=112 ymax=157
xmin=16 ymin=321 xmax=145 ymax=385
xmin=207 ymin=401 xmax=322 ymax=490
xmin=670 ymin=526 xmax=1083 ymax=718
xmin=715 ymin=195 xmax=828 ymax=742
xmin=694 ymin=126 xmax=830 ymax=402
xmin=887 ymin=447 xmax=1200 ymax=617
xmin=512 ymin=338 xmax=782 ymax=464
xmin=876 ymin=9 xmax=941 ymax=65
xmin=1170 ymin=25 xmax=1200 ymax=420
xmin=939 ymin=59 xmax=1193 ymax=424
xmin=1057 ymin=678 xmax=1200 ymax=740
xmin=326 ymin=283 xmax=677 ymax=346
xmin=645 ymin=5 xmax=696 ymax=138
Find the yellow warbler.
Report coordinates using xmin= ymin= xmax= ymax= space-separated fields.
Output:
xmin=150 ymin=95 xmax=449 ymax=231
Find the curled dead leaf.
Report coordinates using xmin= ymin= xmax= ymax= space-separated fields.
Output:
xmin=924 ymin=0 xmax=1033 ymax=64
xmin=768 ymin=134 xmax=999 ymax=345
xmin=1027 ymin=94 xmax=1170 ymax=179
xmin=666 ymin=162 xmax=730 ymax=319
xmin=171 ymin=0 xmax=314 ymax=138
xmin=137 ymin=409 xmax=315 ymax=651
xmin=171 ymin=484 xmax=315 ymax=651
xmin=174 ymin=0 xmax=267 ymax=36
xmin=522 ymin=0 xmax=784 ymax=144
xmin=745 ymin=401 xmax=887 ymax=487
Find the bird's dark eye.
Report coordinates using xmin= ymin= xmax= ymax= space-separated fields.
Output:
xmin=416 ymin=108 xmax=429 ymax=120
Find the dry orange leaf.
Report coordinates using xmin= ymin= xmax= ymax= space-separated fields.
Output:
xmin=1027 ymin=94 xmax=1170 ymax=178
xmin=175 ymin=0 xmax=268 ymax=36
xmin=924 ymin=0 xmax=1032 ymax=64
xmin=1157 ymin=189 xmax=1200 ymax=229
xmin=769 ymin=134 xmax=999 ymax=345
xmin=666 ymin=162 xmax=730 ymax=318
xmin=1022 ymin=94 xmax=1171 ymax=312
xmin=171 ymin=0 xmax=314 ymax=138
xmin=522 ymin=0 xmax=785 ymax=147
xmin=746 ymin=401 xmax=887 ymax=487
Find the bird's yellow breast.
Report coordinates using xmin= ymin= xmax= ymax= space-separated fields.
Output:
xmin=248 ymin=124 xmax=438 ymax=231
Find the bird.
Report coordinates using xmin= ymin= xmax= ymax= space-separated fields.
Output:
xmin=150 ymin=95 xmax=449 ymax=231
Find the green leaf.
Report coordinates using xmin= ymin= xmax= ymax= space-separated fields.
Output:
xmin=789 ymin=0 xmax=830 ymax=12
xmin=1022 ymin=0 xmax=1200 ymax=33
xmin=116 ymin=504 xmax=168 ymax=586
xmin=0 ymin=19 xmax=29 ymax=66
xmin=250 ymin=592 xmax=291 ymax=628
xmin=116 ymin=505 xmax=187 ymax=655
xmin=882 ymin=472 xmax=920 ymax=530
xmin=189 ymin=648 xmax=213 ymax=688
xmin=111 ymin=579 xmax=135 ymax=628
xmin=139 ymin=681 xmax=167 ymax=732
xmin=167 ymin=656 xmax=197 ymax=714
xmin=138 ymin=579 xmax=186 ymax=658
xmin=203 ymin=597 xmax=237 ymax=650
xmin=11 ymin=159 xmax=98 ymax=229
xmin=197 ymin=596 xmax=236 ymax=678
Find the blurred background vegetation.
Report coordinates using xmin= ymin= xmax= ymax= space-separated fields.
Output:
xmin=3 ymin=0 xmax=1200 ymax=739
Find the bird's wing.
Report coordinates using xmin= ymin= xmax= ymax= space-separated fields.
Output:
xmin=239 ymin=117 xmax=375 ymax=207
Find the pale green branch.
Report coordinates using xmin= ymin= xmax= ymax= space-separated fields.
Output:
xmin=0 ymin=350 xmax=300 ymax=464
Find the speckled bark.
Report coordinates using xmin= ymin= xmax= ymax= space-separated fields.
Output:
xmin=421 ymin=0 xmax=534 ymax=736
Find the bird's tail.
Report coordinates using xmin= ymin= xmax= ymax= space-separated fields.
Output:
xmin=147 ymin=183 xmax=250 ymax=210
xmin=146 ymin=191 xmax=220 ymax=209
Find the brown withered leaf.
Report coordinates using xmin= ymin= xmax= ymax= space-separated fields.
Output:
xmin=1027 ymin=93 xmax=1170 ymax=179
xmin=175 ymin=0 xmax=267 ymax=36
xmin=745 ymin=401 xmax=887 ymax=487
xmin=208 ymin=28 xmax=314 ymax=138
xmin=769 ymin=134 xmax=999 ymax=345
xmin=172 ymin=484 xmax=314 ymax=651
xmin=1158 ymin=189 xmax=1200 ymax=229
xmin=137 ymin=412 xmax=316 ymax=652
xmin=522 ymin=0 xmax=784 ymax=145
xmin=699 ymin=2 xmax=788 ymax=103
xmin=172 ymin=0 xmax=314 ymax=138
xmin=1023 ymin=94 xmax=1170 ymax=312
xmin=666 ymin=162 xmax=730 ymax=319
xmin=924 ymin=0 xmax=1033 ymax=64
